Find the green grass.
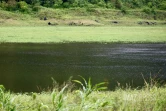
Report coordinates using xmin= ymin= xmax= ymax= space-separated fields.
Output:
xmin=0 ymin=26 xmax=166 ymax=43
xmin=1 ymin=77 xmax=166 ymax=111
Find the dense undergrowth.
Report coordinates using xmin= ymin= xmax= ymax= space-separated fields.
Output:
xmin=0 ymin=76 xmax=166 ymax=111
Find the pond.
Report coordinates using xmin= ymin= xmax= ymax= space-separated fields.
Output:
xmin=0 ymin=43 xmax=166 ymax=92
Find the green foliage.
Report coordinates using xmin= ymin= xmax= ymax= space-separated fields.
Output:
xmin=97 ymin=1 xmax=106 ymax=7
xmin=0 ymin=85 xmax=16 ymax=111
xmin=159 ymin=1 xmax=166 ymax=10
xmin=51 ymin=85 xmax=68 ymax=110
xmin=132 ymin=0 xmax=140 ymax=8
xmin=32 ymin=92 xmax=37 ymax=100
xmin=17 ymin=1 xmax=29 ymax=12
xmin=121 ymin=6 xmax=127 ymax=14
xmin=31 ymin=0 xmax=40 ymax=6
xmin=63 ymin=2 xmax=70 ymax=8
xmin=73 ymin=76 xmax=107 ymax=110
xmin=43 ymin=0 xmax=55 ymax=7
xmin=0 ymin=1 xmax=8 ymax=10
xmin=38 ymin=103 xmax=49 ymax=111
xmin=0 ymin=0 xmax=166 ymax=11
xmin=106 ymin=2 xmax=114 ymax=8
xmin=67 ymin=0 xmax=78 ymax=7
xmin=73 ymin=76 xmax=107 ymax=98
xmin=143 ymin=6 xmax=151 ymax=14
xmin=115 ymin=0 xmax=123 ymax=9
xmin=142 ymin=6 xmax=157 ymax=15
xmin=53 ymin=0 xmax=63 ymax=8
xmin=6 ymin=0 xmax=17 ymax=11
xmin=0 ymin=76 xmax=166 ymax=111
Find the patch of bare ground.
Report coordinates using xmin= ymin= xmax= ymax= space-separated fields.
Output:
xmin=44 ymin=19 xmax=103 ymax=26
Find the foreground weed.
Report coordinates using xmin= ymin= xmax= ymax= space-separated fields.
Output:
xmin=38 ymin=103 xmax=49 ymax=111
xmin=0 ymin=85 xmax=16 ymax=111
xmin=73 ymin=76 xmax=107 ymax=97
xmin=51 ymin=85 xmax=68 ymax=111
xmin=73 ymin=76 xmax=108 ymax=111
xmin=141 ymin=73 xmax=164 ymax=90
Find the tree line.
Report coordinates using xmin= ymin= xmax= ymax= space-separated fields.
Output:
xmin=0 ymin=0 xmax=166 ymax=12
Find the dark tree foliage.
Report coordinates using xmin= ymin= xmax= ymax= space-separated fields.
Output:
xmin=0 ymin=0 xmax=165 ymax=10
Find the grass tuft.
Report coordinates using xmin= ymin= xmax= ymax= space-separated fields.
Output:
xmin=1 ymin=76 xmax=166 ymax=111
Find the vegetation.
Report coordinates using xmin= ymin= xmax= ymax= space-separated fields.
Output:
xmin=0 ymin=76 xmax=166 ymax=111
xmin=0 ymin=0 xmax=166 ymax=11
xmin=0 ymin=26 xmax=166 ymax=43
xmin=0 ymin=0 xmax=166 ymax=27
xmin=0 ymin=1 xmax=166 ymax=110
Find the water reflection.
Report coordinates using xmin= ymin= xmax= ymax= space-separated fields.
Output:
xmin=0 ymin=43 xmax=166 ymax=92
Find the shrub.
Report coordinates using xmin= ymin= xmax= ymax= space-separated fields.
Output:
xmin=6 ymin=0 xmax=17 ymax=11
xmin=67 ymin=0 xmax=79 ymax=7
xmin=147 ymin=2 xmax=153 ymax=8
xmin=0 ymin=1 xmax=8 ymax=10
xmin=106 ymin=2 xmax=114 ymax=9
xmin=132 ymin=0 xmax=140 ymax=8
xmin=53 ymin=0 xmax=63 ymax=8
xmin=151 ymin=7 xmax=156 ymax=15
xmin=97 ymin=1 xmax=106 ymax=8
xmin=115 ymin=0 xmax=122 ymax=9
xmin=63 ymin=2 xmax=70 ymax=8
xmin=143 ymin=7 xmax=151 ymax=14
xmin=159 ymin=1 xmax=166 ymax=10
xmin=121 ymin=6 xmax=127 ymax=14
xmin=17 ymin=1 xmax=29 ymax=12
xmin=77 ymin=0 xmax=88 ymax=8
xmin=86 ymin=3 xmax=97 ymax=8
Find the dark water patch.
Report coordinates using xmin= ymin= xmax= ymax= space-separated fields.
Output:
xmin=0 ymin=43 xmax=166 ymax=92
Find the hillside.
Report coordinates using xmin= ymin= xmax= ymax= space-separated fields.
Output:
xmin=0 ymin=7 xmax=166 ymax=26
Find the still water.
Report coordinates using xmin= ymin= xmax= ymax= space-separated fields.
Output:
xmin=0 ymin=43 xmax=166 ymax=92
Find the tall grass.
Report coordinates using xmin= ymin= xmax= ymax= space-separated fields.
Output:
xmin=0 ymin=76 xmax=166 ymax=111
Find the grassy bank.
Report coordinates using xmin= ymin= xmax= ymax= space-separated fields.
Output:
xmin=0 ymin=26 xmax=166 ymax=43
xmin=0 ymin=8 xmax=166 ymax=26
xmin=1 ymin=78 xmax=166 ymax=111
xmin=0 ymin=8 xmax=166 ymax=43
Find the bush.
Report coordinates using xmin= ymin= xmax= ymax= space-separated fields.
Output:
xmin=132 ymin=0 xmax=140 ymax=8
xmin=115 ymin=0 xmax=123 ymax=9
xmin=63 ymin=2 xmax=70 ymax=8
xmin=147 ymin=2 xmax=153 ymax=8
xmin=0 ymin=1 xmax=8 ymax=10
xmin=106 ymin=2 xmax=114 ymax=9
xmin=77 ymin=0 xmax=88 ymax=8
xmin=121 ymin=6 xmax=127 ymax=14
xmin=17 ymin=1 xmax=29 ymax=12
xmin=53 ymin=0 xmax=63 ymax=8
xmin=86 ymin=3 xmax=97 ymax=8
xmin=159 ymin=1 xmax=166 ymax=10
xmin=6 ymin=0 xmax=17 ymax=11
xmin=143 ymin=7 xmax=151 ymax=14
xmin=97 ymin=1 xmax=106 ymax=8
